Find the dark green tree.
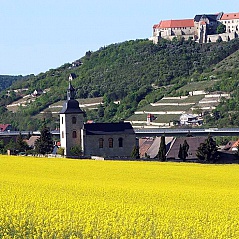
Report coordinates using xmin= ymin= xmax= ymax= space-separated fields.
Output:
xmin=35 ymin=124 xmax=54 ymax=155
xmin=158 ymin=135 xmax=166 ymax=162
xmin=70 ymin=146 xmax=82 ymax=157
xmin=131 ymin=145 xmax=140 ymax=159
xmin=16 ymin=132 xmax=28 ymax=152
xmin=196 ymin=135 xmax=218 ymax=162
xmin=217 ymin=23 xmax=226 ymax=34
xmin=178 ymin=140 xmax=189 ymax=162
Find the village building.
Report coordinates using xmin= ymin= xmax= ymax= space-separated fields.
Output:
xmin=0 ymin=124 xmax=12 ymax=132
xmin=151 ymin=11 xmax=239 ymax=44
xmin=60 ymin=77 xmax=137 ymax=158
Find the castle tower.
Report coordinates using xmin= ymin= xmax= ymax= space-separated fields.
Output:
xmin=60 ymin=77 xmax=84 ymax=156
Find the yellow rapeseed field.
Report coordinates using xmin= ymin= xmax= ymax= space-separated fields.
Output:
xmin=0 ymin=156 xmax=239 ymax=238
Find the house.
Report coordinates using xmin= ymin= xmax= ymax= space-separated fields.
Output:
xmin=166 ymin=136 xmax=207 ymax=161
xmin=0 ymin=124 xmax=12 ymax=132
xmin=72 ymin=60 xmax=83 ymax=68
xmin=31 ymin=89 xmax=43 ymax=97
xmin=139 ymin=137 xmax=173 ymax=159
xmin=60 ymin=78 xmax=137 ymax=158
xmin=180 ymin=114 xmax=202 ymax=126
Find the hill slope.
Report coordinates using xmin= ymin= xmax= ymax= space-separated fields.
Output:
xmin=1 ymin=38 xmax=239 ymax=130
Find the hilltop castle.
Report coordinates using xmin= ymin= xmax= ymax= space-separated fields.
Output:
xmin=151 ymin=12 xmax=239 ymax=43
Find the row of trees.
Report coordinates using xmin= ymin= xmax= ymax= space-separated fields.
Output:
xmin=157 ymin=135 xmax=218 ymax=163
xmin=5 ymin=124 xmax=54 ymax=156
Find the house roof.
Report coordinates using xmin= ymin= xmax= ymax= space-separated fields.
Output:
xmin=83 ymin=122 xmax=135 ymax=135
xmin=231 ymin=140 xmax=239 ymax=148
xmin=25 ymin=136 xmax=40 ymax=147
xmin=157 ymin=19 xmax=194 ymax=29
xmin=147 ymin=136 xmax=173 ymax=159
xmin=0 ymin=124 xmax=11 ymax=131
xmin=221 ymin=12 xmax=239 ymax=20
xmin=166 ymin=136 xmax=207 ymax=160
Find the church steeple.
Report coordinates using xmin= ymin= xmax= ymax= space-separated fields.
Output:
xmin=60 ymin=74 xmax=83 ymax=114
xmin=67 ymin=80 xmax=76 ymax=100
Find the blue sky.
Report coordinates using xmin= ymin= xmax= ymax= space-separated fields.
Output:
xmin=0 ymin=0 xmax=238 ymax=75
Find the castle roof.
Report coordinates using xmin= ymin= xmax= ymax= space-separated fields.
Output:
xmin=194 ymin=14 xmax=219 ymax=22
xmin=83 ymin=122 xmax=135 ymax=135
xmin=221 ymin=12 xmax=239 ymax=20
xmin=158 ymin=19 xmax=194 ymax=29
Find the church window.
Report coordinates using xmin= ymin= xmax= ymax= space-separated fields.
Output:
xmin=62 ymin=131 xmax=64 ymax=138
xmin=72 ymin=131 xmax=77 ymax=138
xmin=72 ymin=116 xmax=76 ymax=124
xmin=99 ymin=138 xmax=104 ymax=148
xmin=108 ymin=138 xmax=113 ymax=148
xmin=118 ymin=138 xmax=123 ymax=147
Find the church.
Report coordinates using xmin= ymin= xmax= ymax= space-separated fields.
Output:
xmin=60 ymin=79 xmax=137 ymax=159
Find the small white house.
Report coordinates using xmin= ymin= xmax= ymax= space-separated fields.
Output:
xmin=180 ymin=114 xmax=202 ymax=125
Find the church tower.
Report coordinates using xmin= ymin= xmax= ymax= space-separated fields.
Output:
xmin=60 ymin=76 xmax=84 ymax=156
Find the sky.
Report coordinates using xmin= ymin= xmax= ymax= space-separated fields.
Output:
xmin=0 ymin=0 xmax=238 ymax=76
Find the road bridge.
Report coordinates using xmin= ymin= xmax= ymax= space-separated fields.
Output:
xmin=1 ymin=128 xmax=239 ymax=139
xmin=134 ymin=128 xmax=239 ymax=137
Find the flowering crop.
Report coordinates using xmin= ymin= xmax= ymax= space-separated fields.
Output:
xmin=0 ymin=156 xmax=239 ymax=238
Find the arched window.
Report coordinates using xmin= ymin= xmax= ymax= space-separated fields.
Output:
xmin=99 ymin=138 xmax=104 ymax=148
xmin=118 ymin=138 xmax=123 ymax=147
xmin=72 ymin=131 xmax=77 ymax=138
xmin=108 ymin=138 xmax=113 ymax=148
xmin=72 ymin=116 xmax=76 ymax=124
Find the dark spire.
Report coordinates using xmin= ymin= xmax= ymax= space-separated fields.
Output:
xmin=67 ymin=80 xmax=76 ymax=100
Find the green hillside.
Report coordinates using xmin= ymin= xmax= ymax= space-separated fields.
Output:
xmin=0 ymin=75 xmax=25 ymax=92
xmin=0 ymin=38 xmax=239 ymax=130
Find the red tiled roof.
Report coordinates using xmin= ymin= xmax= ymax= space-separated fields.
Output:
xmin=221 ymin=12 xmax=239 ymax=20
xmin=157 ymin=19 xmax=194 ymax=29
xmin=232 ymin=140 xmax=239 ymax=148
xmin=153 ymin=24 xmax=160 ymax=29
xmin=0 ymin=124 xmax=11 ymax=132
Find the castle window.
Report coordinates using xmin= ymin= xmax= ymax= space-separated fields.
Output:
xmin=99 ymin=138 xmax=104 ymax=148
xmin=108 ymin=138 xmax=113 ymax=148
xmin=118 ymin=138 xmax=123 ymax=148
xmin=62 ymin=131 xmax=64 ymax=138
xmin=72 ymin=131 xmax=77 ymax=138
xmin=72 ymin=116 xmax=76 ymax=124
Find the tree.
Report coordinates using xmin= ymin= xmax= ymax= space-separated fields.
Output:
xmin=35 ymin=124 xmax=54 ymax=155
xmin=70 ymin=146 xmax=82 ymax=157
xmin=178 ymin=140 xmax=189 ymax=162
xmin=16 ymin=132 xmax=28 ymax=152
xmin=158 ymin=135 xmax=166 ymax=162
xmin=196 ymin=135 xmax=218 ymax=162
xmin=217 ymin=23 xmax=226 ymax=34
xmin=131 ymin=145 xmax=140 ymax=159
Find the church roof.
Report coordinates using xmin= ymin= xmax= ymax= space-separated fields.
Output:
xmin=60 ymin=100 xmax=83 ymax=114
xmin=83 ymin=122 xmax=135 ymax=135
